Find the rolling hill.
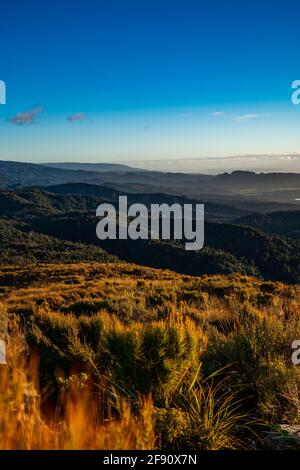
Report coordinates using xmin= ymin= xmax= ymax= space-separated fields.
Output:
xmin=1 ymin=186 xmax=299 ymax=282
xmin=234 ymin=210 xmax=300 ymax=239
xmin=42 ymin=162 xmax=141 ymax=172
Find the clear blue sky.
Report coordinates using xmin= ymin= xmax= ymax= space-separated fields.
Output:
xmin=1 ymin=0 xmax=300 ymax=169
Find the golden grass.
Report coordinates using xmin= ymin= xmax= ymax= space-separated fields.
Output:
xmin=0 ymin=330 xmax=155 ymax=450
xmin=0 ymin=262 xmax=300 ymax=450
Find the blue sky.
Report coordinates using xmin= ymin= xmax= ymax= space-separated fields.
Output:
xmin=0 ymin=0 xmax=300 ymax=170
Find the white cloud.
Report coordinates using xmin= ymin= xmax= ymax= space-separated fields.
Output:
xmin=212 ymin=111 xmax=225 ymax=117
xmin=233 ymin=113 xmax=272 ymax=122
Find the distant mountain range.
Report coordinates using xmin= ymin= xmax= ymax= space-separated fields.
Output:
xmin=0 ymin=160 xmax=126 ymax=187
xmin=42 ymin=162 xmax=141 ymax=172
xmin=0 ymin=160 xmax=299 ymax=212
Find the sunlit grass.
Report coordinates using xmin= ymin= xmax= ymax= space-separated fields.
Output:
xmin=0 ymin=262 xmax=299 ymax=449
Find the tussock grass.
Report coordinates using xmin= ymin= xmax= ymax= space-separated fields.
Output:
xmin=0 ymin=329 xmax=155 ymax=450
xmin=0 ymin=262 xmax=299 ymax=449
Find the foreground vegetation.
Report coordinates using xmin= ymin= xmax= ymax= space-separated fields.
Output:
xmin=1 ymin=262 xmax=300 ymax=449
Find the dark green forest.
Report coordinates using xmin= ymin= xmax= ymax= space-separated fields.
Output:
xmin=1 ymin=185 xmax=299 ymax=283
